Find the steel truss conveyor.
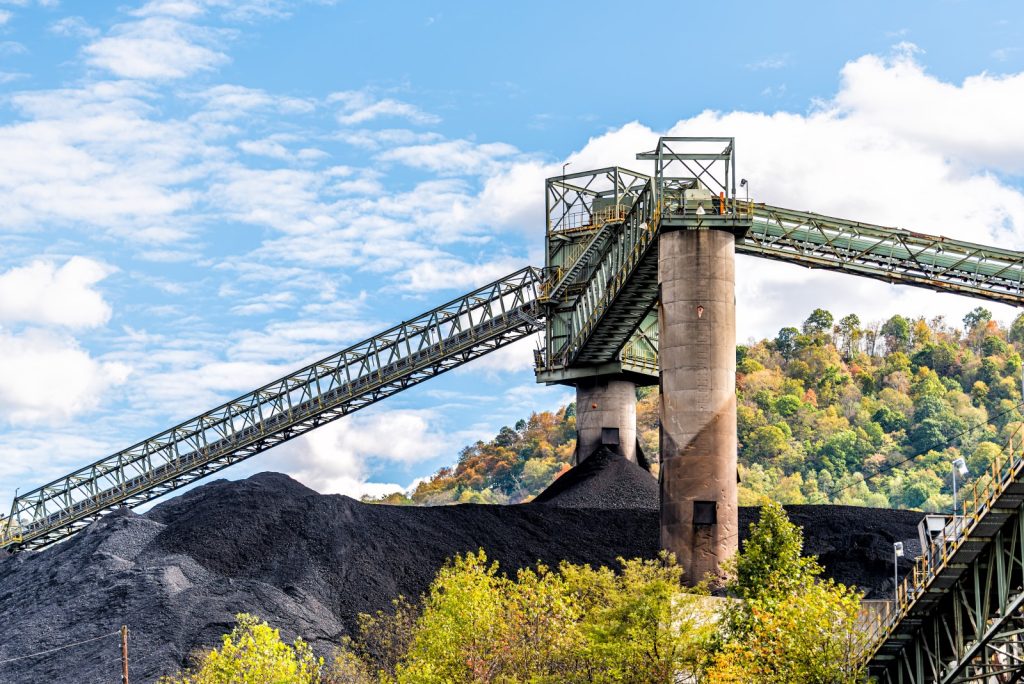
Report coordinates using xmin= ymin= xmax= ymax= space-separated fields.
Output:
xmin=0 ymin=268 xmax=543 ymax=552
xmin=862 ymin=430 xmax=1024 ymax=683
xmin=744 ymin=205 xmax=1024 ymax=307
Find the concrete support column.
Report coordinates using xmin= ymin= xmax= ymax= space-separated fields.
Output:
xmin=575 ymin=378 xmax=637 ymax=464
xmin=658 ymin=228 xmax=738 ymax=585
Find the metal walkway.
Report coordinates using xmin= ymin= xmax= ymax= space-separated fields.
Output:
xmin=862 ymin=428 xmax=1024 ymax=682
xmin=744 ymin=204 xmax=1024 ymax=306
xmin=1 ymin=268 xmax=543 ymax=552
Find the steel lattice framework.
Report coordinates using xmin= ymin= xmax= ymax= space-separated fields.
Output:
xmin=863 ymin=431 xmax=1024 ymax=682
xmin=743 ymin=204 xmax=1024 ymax=306
xmin=0 ymin=268 xmax=543 ymax=552
xmin=562 ymin=178 xmax=660 ymax=365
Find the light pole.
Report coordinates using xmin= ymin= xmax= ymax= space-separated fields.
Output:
xmin=561 ymin=162 xmax=571 ymax=230
xmin=893 ymin=541 xmax=904 ymax=601
xmin=952 ymin=457 xmax=968 ymax=517
xmin=740 ymin=178 xmax=749 ymax=204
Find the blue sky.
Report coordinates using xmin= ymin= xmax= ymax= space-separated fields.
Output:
xmin=1 ymin=0 xmax=1023 ymax=504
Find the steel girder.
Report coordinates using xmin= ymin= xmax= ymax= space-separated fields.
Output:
xmin=864 ymin=437 xmax=1024 ymax=682
xmin=0 ymin=268 xmax=544 ymax=553
xmin=743 ymin=205 xmax=1024 ymax=307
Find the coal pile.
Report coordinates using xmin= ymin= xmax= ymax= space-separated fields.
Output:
xmin=531 ymin=446 xmax=659 ymax=509
xmin=0 ymin=454 xmax=924 ymax=683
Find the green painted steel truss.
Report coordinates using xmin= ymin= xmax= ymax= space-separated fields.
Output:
xmin=0 ymin=267 xmax=544 ymax=552
xmin=744 ymin=204 xmax=1024 ymax=306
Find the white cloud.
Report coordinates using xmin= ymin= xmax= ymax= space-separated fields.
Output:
xmin=0 ymin=328 xmax=131 ymax=424
xmin=0 ymin=257 xmax=115 ymax=329
xmin=0 ymin=81 xmax=202 ymax=236
xmin=335 ymin=128 xmax=444 ymax=150
xmin=832 ymin=47 xmax=1024 ymax=174
xmin=190 ymin=84 xmax=315 ymax=120
xmin=746 ymin=54 xmax=789 ymax=70
xmin=84 ymin=16 xmax=230 ymax=80
xmin=263 ymin=409 xmax=448 ymax=497
xmin=229 ymin=290 xmax=295 ymax=315
xmin=391 ymin=255 xmax=527 ymax=292
xmin=0 ymin=9 xmax=12 ymax=24
xmin=377 ymin=139 xmax=521 ymax=176
xmin=49 ymin=16 xmax=100 ymax=38
xmin=329 ymin=90 xmax=440 ymax=126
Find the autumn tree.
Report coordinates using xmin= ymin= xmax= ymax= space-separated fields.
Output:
xmin=160 ymin=614 xmax=322 ymax=684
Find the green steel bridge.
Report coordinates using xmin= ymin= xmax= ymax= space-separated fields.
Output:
xmin=4 ymin=137 xmax=1024 ymax=681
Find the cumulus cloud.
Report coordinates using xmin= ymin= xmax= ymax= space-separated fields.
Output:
xmin=0 ymin=257 xmax=115 ymax=329
xmin=84 ymin=15 xmax=230 ymax=80
xmin=264 ymin=410 xmax=449 ymax=497
xmin=0 ymin=328 xmax=131 ymax=424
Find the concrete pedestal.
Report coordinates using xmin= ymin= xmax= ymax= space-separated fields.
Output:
xmin=575 ymin=378 xmax=637 ymax=463
xmin=658 ymin=228 xmax=738 ymax=585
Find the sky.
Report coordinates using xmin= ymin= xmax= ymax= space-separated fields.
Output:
xmin=1 ymin=0 xmax=1024 ymax=507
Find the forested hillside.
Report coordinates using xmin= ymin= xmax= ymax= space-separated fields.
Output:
xmin=367 ymin=307 xmax=1024 ymax=512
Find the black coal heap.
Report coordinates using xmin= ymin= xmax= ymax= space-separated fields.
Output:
xmin=0 ymin=453 xmax=922 ymax=683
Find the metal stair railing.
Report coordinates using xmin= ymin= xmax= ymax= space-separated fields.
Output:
xmin=0 ymin=267 xmax=544 ymax=553
xmin=559 ymin=179 xmax=659 ymax=365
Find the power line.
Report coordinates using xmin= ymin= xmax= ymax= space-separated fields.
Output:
xmin=0 ymin=630 xmax=120 ymax=666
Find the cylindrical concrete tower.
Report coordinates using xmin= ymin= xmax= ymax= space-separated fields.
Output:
xmin=575 ymin=378 xmax=637 ymax=463
xmin=658 ymin=228 xmax=738 ymax=585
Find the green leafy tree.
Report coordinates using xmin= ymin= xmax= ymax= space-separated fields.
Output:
xmin=881 ymin=315 xmax=911 ymax=354
xmin=775 ymin=327 xmax=800 ymax=359
xmin=802 ymin=308 xmax=834 ymax=336
xmin=837 ymin=313 xmax=861 ymax=357
xmin=1009 ymin=312 xmax=1024 ymax=345
xmin=964 ymin=307 xmax=993 ymax=334
xmin=710 ymin=502 xmax=866 ymax=683
xmin=160 ymin=614 xmax=322 ymax=684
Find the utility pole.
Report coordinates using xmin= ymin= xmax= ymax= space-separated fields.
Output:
xmin=120 ymin=625 xmax=129 ymax=684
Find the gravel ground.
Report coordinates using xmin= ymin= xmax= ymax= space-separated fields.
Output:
xmin=0 ymin=452 xmax=925 ymax=683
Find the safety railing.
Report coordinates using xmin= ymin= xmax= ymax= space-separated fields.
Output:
xmin=561 ymin=181 xmax=660 ymax=365
xmin=0 ymin=516 xmax=21 ymax=547
xmin=551 ymin=206 xmax=629 ymax=233
xmin=858 ymin=426 xmax=1024 ymax=664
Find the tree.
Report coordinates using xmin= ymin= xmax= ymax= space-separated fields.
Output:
xmin=775 ymin=327 xmax=799 ymax=359
xmin=395 ymin=551 xmax=712 ymax=684
xmin=802 ymin=308 xmax=834 ymax=336
xmin=881 ymin=315 xmax=911 ymax=354
xmin=837 ymin=313 xmax=861 ymax=357
xmin=710 ymin=502 xmax=866 ymax=683
xmin=727 ymin=501 xmax=821 ymax=608
xmin=963 ymin=306 xmax=993 ymax=334
xmin=1009 ymin=313 xmax=1024 ymax=345
xmin=160 ymin=614 xmax=322 ymax=684
xmin=708 ymin=579 xmax=866 ymax=684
